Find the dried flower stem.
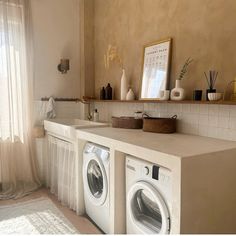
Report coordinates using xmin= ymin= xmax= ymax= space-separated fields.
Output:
xmin=177 ymin=57 xmax=194 ymax=80
xmin=104 ymin=44 xmax=123 ymax=70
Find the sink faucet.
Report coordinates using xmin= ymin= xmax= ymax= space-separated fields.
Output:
xmin=80 ymin=99 xmax=93 ymax=121
xmin=87 ymin=102 xmax=93 ymax=121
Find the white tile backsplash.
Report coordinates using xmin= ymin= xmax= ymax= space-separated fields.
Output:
xmin=94 ymin=102 xmax=236 ymax=142
xmin=34 ymin=99 xmax=236 ymax=142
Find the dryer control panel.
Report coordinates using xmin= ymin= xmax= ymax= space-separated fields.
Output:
xmin=127 ymin=156 xmax=171 ymax=186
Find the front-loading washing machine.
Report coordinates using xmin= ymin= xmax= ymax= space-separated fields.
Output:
xmin=83 ymin=142 xmax=110 ymax=233
xmin=126 ymin=156 xmax=172 ymax=234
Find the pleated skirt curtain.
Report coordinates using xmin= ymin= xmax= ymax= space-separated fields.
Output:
xmin=46 ymin=135 xmax=76 ymax=211
xmin=0 ymin=0 xmax=40 ymax=199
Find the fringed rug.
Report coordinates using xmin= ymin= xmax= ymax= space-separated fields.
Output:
xmin=0 ymin=197 xmax=78 ymax=234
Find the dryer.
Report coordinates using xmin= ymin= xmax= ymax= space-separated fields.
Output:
xmin=83 ymin=143 xmax=110 ymax=233
xmin=126 ymin=156 xmax=172 ymax=234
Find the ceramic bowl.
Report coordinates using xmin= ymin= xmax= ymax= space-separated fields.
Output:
xmin=208 ymin=92 xmax=222 ymax=101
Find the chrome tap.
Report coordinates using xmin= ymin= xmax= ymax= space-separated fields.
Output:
xmin=80 ymin=99 xmax=93 ymax=121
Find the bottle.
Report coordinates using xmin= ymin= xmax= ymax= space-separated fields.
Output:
xmin=120 ymin=69 xmax=128 ymax=100
xmin=100 ymin=87 xmax=105 ymax=100
xmin=105 ymin=83 xmax=112 ymax=100
xmin=93 ymin=109 xmax=99 ymax=122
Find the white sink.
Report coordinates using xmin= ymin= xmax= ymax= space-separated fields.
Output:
xmin=47 ymin=118 xmax=106 ymax=127
xmin=44 ymin=118 xmax=108 ymax=140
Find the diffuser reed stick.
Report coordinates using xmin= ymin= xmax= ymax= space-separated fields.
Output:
xmin=204 ymin=70 xmax=218 ymax=89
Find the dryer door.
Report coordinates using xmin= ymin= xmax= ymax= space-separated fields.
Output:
xmin=127 ymin=181 xmax=170 ymax=234
xmin=83 ymin=152 xmax=108 ymax=206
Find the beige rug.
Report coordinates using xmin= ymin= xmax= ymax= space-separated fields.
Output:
xmin=0 ymin=197 xmax=79 ymax=234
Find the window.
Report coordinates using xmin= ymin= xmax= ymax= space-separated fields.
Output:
xmin=0 ymin=2 xmax=27 ymax=142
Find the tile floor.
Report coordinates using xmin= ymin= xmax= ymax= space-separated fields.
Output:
xmin=0 ymin=188 xmax=101 ymax=234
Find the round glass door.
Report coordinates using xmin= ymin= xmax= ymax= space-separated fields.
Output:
xmin=132 ymin=189 xmax=162 ymax=233
xmin=128 ymin=182 xmax=170 ymax=234
xmin=87 ymin=159 xmax=103 ymax=198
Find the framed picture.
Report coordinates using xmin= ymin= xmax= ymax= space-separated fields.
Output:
xmin=140 ymin=38 xmax=172 ymax=100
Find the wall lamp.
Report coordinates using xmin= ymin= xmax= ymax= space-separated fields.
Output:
xmin=58 ymin=59 xmax=70 ymax=74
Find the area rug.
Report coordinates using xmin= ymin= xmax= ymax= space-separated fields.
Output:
xmin=0 ymin=197 xmax=79 ymax=234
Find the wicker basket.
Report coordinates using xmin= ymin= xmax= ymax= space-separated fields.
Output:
xmin=143 ymin=115 xmax=177 ymax=133
xmin=112 ymin=117 xmax=143 ymax=129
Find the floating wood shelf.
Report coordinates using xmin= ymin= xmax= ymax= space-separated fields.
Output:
xmin=91 ymin=99 xmax=236 ymax=106
xmin=41 ymin=97 xmax=81 ymax=102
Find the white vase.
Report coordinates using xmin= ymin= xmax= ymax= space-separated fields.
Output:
xmin=120 ymin=69 xmax=128 ymax=100
xmin=126 ymin=88 xmax=135 ymax=100
xmin=170 ymin=80 xmax=185 ymax=101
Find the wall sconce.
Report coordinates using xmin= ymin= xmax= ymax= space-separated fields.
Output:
xmin=57 ymin=59 xmax=70 ymax=74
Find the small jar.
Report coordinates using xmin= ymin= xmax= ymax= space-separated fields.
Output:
xmin=134 ymin=111 xmax=143 ymax=119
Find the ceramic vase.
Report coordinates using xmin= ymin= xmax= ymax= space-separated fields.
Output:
xmin=120 ymin=69 xmax=128 ymax=100
xmin=170 ymin=80 xmax=185 ymax=101
xmin=126 ymin=88 xmax=135 ymax=100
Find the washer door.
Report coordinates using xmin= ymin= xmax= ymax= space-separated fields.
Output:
xmin=127 ymin=181 xmax=170 ymax=234
xmin=83 ymin=153 xmax=108 ymax=206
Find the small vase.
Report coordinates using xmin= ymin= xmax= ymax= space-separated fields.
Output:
xmin=170 ymin=80 xmax=185 ymax=101
xmin=120 ymin=69 xmax=128 ymax=100
xmin=126 ymin=88 xmax=135 ymax=100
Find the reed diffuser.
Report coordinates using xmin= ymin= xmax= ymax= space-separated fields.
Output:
xmin=204 ymin=70 xmax=218 ymax=100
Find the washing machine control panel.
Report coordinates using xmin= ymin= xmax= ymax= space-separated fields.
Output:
xmin=141 ymin=164 xmax=171 ymax=185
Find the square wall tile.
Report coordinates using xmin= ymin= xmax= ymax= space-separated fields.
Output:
xmin=216 ymin=128 xmax=231 ymax=140
xmin=229 ymin=116 xmax=236 ymax=130
xmin=230 ymin=106 xmax=236 ymax=117
xmin=199 ymin=114 xmax=209 ymax=126
xmin=159 ymin=103 xmax=168 ymax=112
xmin=217 ymin=116 xmax=229 ymax=129
xmin=190 ymin=104 xmax=200 ymax=114
xmin=198 ymin=125 xmax=209 ymax=137
xmin=219 ymin=105 xmax=230 ymax=117
xmin=208 ymin=115 xmax=218 ymax=127
xmin=182 ymin=104 xmax=191 ymax=114
xmin=199 ymin=104 xmax=209 ymax=115
xmin=182 ymin=114 xmax=199 ymax=125
xmin=208 ymin=105 xmax=219 ymax=116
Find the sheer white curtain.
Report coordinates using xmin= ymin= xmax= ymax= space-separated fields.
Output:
xmin=0 ymin=0 xmax=40 ymax=199
xmin=46 ymin=135 xmax=76 ymax=211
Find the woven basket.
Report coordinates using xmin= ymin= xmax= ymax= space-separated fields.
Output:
xmin=112 ymin=117 xmax=143 ymax=129
xmin=143 ymin=115 xmax=177 ymax=133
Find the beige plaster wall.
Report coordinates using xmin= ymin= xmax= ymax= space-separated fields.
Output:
xmin=79 ymin=0 xmax=95 ymax=98
xmin=94 ymin=0 xmax=236 ymax=99
xmin=31 ymin=0 xmax=80 ymax=100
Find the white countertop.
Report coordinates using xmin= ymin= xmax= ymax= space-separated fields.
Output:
xmin=77 ymin=127 xmax=236 ymax=158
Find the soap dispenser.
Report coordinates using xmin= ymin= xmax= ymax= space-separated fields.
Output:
xmin=93 ymin=109 xmax=99 ymax=122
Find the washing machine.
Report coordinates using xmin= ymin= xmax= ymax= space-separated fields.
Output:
xmin=83 ymin=142 xmax=110 ymax=233
xmin=126 ymin=156 xmax=172 ymax=234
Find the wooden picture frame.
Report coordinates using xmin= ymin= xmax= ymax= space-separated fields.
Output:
xmin=140 ymin=38 xmax=172 ymax=100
